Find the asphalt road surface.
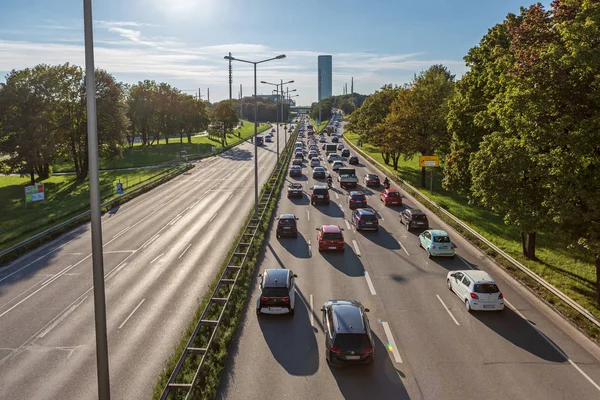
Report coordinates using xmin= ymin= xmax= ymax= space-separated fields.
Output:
xmin=0 ymin=124 xmax=291 ymax=400
xmin=218 ymin=121 xmax=600 ymax=400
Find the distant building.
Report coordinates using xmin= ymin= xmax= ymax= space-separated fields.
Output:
xmin=318 ymin=55 xmax=332 ymax=100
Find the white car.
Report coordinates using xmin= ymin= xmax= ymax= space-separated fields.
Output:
xmin=319 ymin=136 xmax=327 ymax=143
xmin=327 ymin=153 xmax=342 ymax=163
xmin=332 ymin=160 xmax=344 ymax=171
xmin=310 ymin=157 xmax=320 ymax=167
xmin=446 ymin=270 xmax=505 ymax=312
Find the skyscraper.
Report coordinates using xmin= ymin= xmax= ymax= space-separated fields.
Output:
xmin=318 ymin=55 xmax=332 ymax=100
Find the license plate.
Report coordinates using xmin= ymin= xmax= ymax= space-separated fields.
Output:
xmin=269 ymin=307 xmax=282 ymax=311
xmin=346 ymin=355 xmax=360 ymax=360
xmin=328 ymin=246 xmax=337 ymax=250
xmin=440 ymin=246 xmax=448 ymax=249
xmin=318 ymin=195 xmax=324 ymax=198
xmin=284 ymin=227 xmax=291 ymax=230
xmin=417 ymin=222 xmax=424 ymax=225
xmin=365 ymin=222 xmax=372 ymax=225
xmin=483 ymin=305 xmax=495 ymax=309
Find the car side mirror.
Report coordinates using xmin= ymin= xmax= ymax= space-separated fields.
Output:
xmin=316 ymin=228 xmax=319 ymax=231
xmin=293 ymin=274 xmax=298 ymax=278
xmin=258 ymin=274 xmax=262 ymax=278
xmin=295 ymin=217 xmax=299 ymax=220
xmin=364 ymin=308 xmax=370 ymax=312
xmin=320 ymin=307 xmax=325 ymax=311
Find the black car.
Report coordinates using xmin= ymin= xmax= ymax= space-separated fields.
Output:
xmin=348 ymin=156 xmax=359 ymax=165
xmin=313 ymin=166 xmax=326 ymax=179
xmin=364 ymin=174 xmax=380 ymax=187
xmin=348 ymin=191 xmax=367 ymax=209
xmin=399 ymin=208 xmax=429 ymax=231
xmin=311 ymin=185 xmax=330 ymax=205
xmin=341 ymin=149 xmax=350 ymax=157
xmin=321 ymin=300 xmax=374 ymax=365
xmin=257 ymin=269 xmax=297 ymax=316
xmin=331 ymin=136 xmax=339 ymax=143
xmin=276 ymin=214 xmax=299 ymax=238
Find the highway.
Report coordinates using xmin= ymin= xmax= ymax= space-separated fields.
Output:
xmin=0 ymin=125 xmax=289 ymax=399
xmin=218 ymin=121 xmax=600 ymax=400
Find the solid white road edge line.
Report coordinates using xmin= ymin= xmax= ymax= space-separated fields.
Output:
xmin=142 ymin=233 xmax=160 ymax=249
xmin=436 ymin=294 xmax=460 ymax=326
xmin=150 ymin=253 xmax=164 ymax=264
xmin=113 ymin=225 xmax=132 ymax=239
xmin=169 ymin=215 xmax=183 ymax=226
xmin=352 ymin=240 xmax=361 ymax=256
xmin=382 ymin=321 xmax=403 ymax=363
xmin=209 ymin=212 xmax=219 ymax=223
xmin=179 ymin=243 xmax=192 ymax=259
xmin=458 ymin=255 xmax=473 ymax=269
xmin=364 ymin=271 xmax=377 ymax=295
xmin=344 ymin=220 xmax=352 ymax=230
xmin=398 ymin=239 xmax=410 ymax=256
xmin=505 ymin=299 xmax=600 ymax=392
xmin=310 ymin=294 xmax=314 ymax=327
xmin=118 ymin=298 xmax=145 ymax=330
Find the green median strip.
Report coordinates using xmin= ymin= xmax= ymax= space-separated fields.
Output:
xmin=344 ymin=131 xmax=600 ymax=344
xmin=153 ymin=127 xmax=299 ymax=400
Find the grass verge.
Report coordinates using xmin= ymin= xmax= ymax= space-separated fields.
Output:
xmin=53 ymin=121 xmax=272 ymax=172
xmin=309 ymin=116 xmax=329 ymax=134
xmin=152 ymin=127 xmax=298 ymax=400
xmin=344 ymin=131 xmax=600 ymax=344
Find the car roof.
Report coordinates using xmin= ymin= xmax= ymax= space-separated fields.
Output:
xmin=321 ymin=224 xmax=341 ymax=233
xmin=280 ymin=213 xmax=296 ymax=219
xmin=407 ymin=208 xmax=426 ymax=215
xmin=263 ymin=269 xmax=289 ymax=287
xmin=429 ymin=229 xmax=449 ymax=236
xmin=314 ymin=167 xmax=325 ymax=171
xmin=460 ymin=270 xmax=496 ymax=285
xmin=385 ymin=189 xmax=399 ymax=193
xmin=332 ymin=304 xmax=366 ymax=334
xmin=349 ymin=191 xmax=364 ymax=196
xmin=290 ymin=165 xmax=301 ymax=169
xmin=366 ymin=173 xmax=378 ymax=177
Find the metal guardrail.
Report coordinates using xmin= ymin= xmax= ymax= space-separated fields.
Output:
xmin=159 ymin=128 xmax=298 ymax=400
xmin=344 ymin=137 xmax=600 ymax=330
xmin=0 ymin=164 xmax=190 ymax=261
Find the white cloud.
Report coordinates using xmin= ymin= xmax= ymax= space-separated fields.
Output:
xmin=95 ymin=20 xmax=159 ymax=28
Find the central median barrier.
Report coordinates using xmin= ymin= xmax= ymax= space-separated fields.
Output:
xmin=154 ymin=126 xmax=299 ymax=400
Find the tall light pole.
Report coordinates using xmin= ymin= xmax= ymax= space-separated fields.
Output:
xmin=83 ymin=0 xmax=110 ymax=398
xmin=225 ymin=54 xmax=286 ymax=217
xmin=261 ymin=79 xmax=293 ymax=160
xmin=282 ymin=86 xmax=296 ymax=143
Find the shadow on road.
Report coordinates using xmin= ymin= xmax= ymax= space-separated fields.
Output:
xmin=320 ymin=245 xmax=365 ymax=277
xmin=359 ymin=226 xmax=401 ymax=250
xmin=329 ymin=333 xmax=410 ymax=400
xmin=279 ymin=232 xmax=310 ymax=259
xmin=258 ymin=296 xmax=319 ymax=376
xmin=312 ymin=202 xmax=345 ymax=219
xmin=218 ymin=147 xmax=252 ymax=161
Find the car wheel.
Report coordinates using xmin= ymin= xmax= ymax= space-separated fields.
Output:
xmin=406 ymin=222 xmax=410 ymax=231
xmin=256 ymin=308 xmax=261 ymax=315
xmin=289 ymin=308 xmax=295 ymax=316
xmin=294 ymin=233 xmax=298 ymax=238
xmin=465 ymin=300 xmax=472 ymax=313
xmin=311 ymin=201 xmax=315 ymax=205
xmin=418 ymin=240 xmax=422 ymax=248
xmin=447 ymin=279 xmax=452 ymax=291
xmin=326 ymin=201 xmax=330 ymax=205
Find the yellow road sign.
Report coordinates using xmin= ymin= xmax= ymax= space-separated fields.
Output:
xmin=419 ymin=155 xmax=439 ymax=167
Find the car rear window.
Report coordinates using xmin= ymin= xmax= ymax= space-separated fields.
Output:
xmin=387 ymin=192 xmax=400 ymax=197
xmin=278 ymin=219 xmax=296 ymax=226
xmin=433 ymin=235 xmax=451 ymax=243
xmin=412 ymin=213 xmax=427 ymax=221
xmin=474 ymin=283 xmax=500 ymax=294
xmin=359 ymin=214 xmax=377 ymax=222
xmin=352 ymin=194 xmax=366 ymax=201
xmin=262 ymin=286 xmax=289 ymax=297
xmin=322 ymin=232 xmax=343 ymax=240
xmin=313 ymin=188 xmax=328 ymax=195
xmin=334 ymin=333 xmax=371 ymax=350
xmin=367 ymin=175 xmax=378 ymax=180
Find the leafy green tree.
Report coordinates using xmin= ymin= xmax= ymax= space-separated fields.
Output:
xmin=211 ymin=100 xmax=239 ymax=146
xmin=127 ymin=80 xmax=158 ymax=146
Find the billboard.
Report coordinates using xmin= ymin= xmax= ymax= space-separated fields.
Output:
xmin=25 ymin=183 xmax=45 ymax=203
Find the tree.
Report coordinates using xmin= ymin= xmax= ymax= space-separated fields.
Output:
xmin=127 ymin=80 xmax=158 ymax=146
xmin=0 ymin=65 xmax=61 ymax=183
xmin=211 ymin=100 xmax=238 ymax=147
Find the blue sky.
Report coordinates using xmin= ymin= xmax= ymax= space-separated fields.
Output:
xmin=0 ymin=0 xmax=551 ymax=106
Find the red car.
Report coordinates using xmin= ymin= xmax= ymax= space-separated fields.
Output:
xmin=380 ymin=189 xmax=403 ymax=206
xmin=317 ymin=225 xmax=345 ymax=252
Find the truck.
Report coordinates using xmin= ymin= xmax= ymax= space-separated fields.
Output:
xmin=337 ymin=168 xmax=359 ymax=189
xmin=325 ymin=144 xmax=337 ymax=154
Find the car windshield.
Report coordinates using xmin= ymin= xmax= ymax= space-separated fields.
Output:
xmin=261 ymin=286 xmax=289 ymax=298
xmin=322 ymin=232 xmax=343 ymax=240
xmin=334 ymin=333 xmax=371 ymax=350
xmin=387 ymin=192 xmax=400 ymax=197
xmin=474 ymin=283 xmax=500 ymax=293
xmin=433 ymin=235 xmax=451 ymax=243
xmin=278 ymin=219 xmax=296 ymax=226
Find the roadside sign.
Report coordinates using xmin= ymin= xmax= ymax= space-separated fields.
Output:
xmin=25 ymin=183 xmax=45 ymax=202
xmin=116 ymin=182 xmax=124 ymax=195
xmin=419 ymin=155 xmax=439 ymax=167
xmin=317 ymin=120 xmax=321 ymax=126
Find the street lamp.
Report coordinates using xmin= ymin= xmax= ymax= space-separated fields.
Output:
xmin=281 ymin=88 xmax=296 ymax=143
xmin=261 ymin=79 xmax=293 ymax=160
xmin=225 ymin=54 xmax=286 ymax=218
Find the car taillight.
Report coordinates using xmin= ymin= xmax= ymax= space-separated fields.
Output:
xmin=350 ymin=200 xmax=355 ymax=203
xmin=311 ymin=193 xmax=315 ymax=197
xmin=282 ymin=297 xmax=290 ymax=302
xmin=325 ymin=193 xmax=329 ymax=198
xmin=470 ymin=293 xmax=479 ymax=299
xmin=363 ymin=347 xmax=374 ymax=354
xmin=498 ymin=293 xmax=504 ymax=299
xmin=329 ymin=345 xmax=341 ymax=354
xmin=409 ymin=215 xmax=414 ymax=221
xmin=431 ymin=244 xmax=436 ymax=249
xmin=260 ymin=297 xmax=268 ymax=302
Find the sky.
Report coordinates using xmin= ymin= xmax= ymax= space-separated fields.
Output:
xmin=0 ymin=0 xmax=552 ymax=106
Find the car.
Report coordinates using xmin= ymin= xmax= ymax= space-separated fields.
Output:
xmin=447 ymin=270 xmax=505 ymax=312
xmin=271 ymin=128 xmax=275 ymax=133
xmin=289 ymin=165 xmax=303 ymax=177
xmin=313 ymin=167 xmax=326 ymax=179
xmin=418 ymin=229 xmax=456 ymax=258
xmin=256 ymin=269 xmax=297 ymax=315
xmin=310 ymin=157 xmax=321 ymax=167
xmin=292 ymin=158 xmax=303 ymax=166
xmin=294 ymin=141 xmax=302 ymax=149
xmin=348 ymin=156 xmax=359 ymax=165
xmin=309 ymin=145 xmax=319 ymax=152
xmin=351 ymin=208 xmax=379 ymax=231
xmin=317 ymin=225 xmax=345 ymax=252
xmin=265 ymin=136 xmax=273 ymax=142
xmin=310 ymin=185 xmax=330 ymax=205
xmin=294 ymin=151 xmax=304 ymax=160
xmin=287 ymin=183 xmax=303 ymax=198
xmin=337 ymin=144 xmax=344 ymax=151
xmin=380 ymin=189 xmax=402 ymax=206
xmin=399 ymin=208 xmax=429 ymax=230
xmin=276 ymin=213 xmax=299 ymax=238
xmin=319 ymin=136 xmax=327 ymax=143
xmin=321 ymin=300 xmax=374 ymax=365
xmin=331 ymin=136 xmax=339 ymax=143
xmin=347 ymin=191 xmax=367 ymax=209
xmin=327 ymin=153 xmax=342 ymax=163
xmin=332 ymin=160 xmax=344 ymax=171
xmin=308 ymin=150 xmax=319 ymax=159
xmin=321 ymin=143 xmax=328 ymax=150
xmin=341 ymin=149 xmax=350 ymax=157
xmin=364 ymin=174 xmax=380 ymax=187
